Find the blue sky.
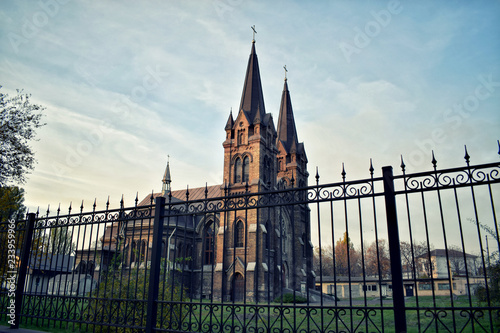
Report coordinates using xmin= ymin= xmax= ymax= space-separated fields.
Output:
xmin=1 ymin=0 xmax=499 ymax=214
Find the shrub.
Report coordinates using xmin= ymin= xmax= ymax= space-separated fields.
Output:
xmin=274 ymin=293 xmax=308 ymax=303
xmin=82 ymin=258 xmax=187 ymax=333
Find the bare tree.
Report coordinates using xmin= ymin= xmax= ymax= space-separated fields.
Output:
xmin=364 ymin=239 xmax=390 ymax=278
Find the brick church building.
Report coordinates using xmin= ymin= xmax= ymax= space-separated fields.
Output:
xmin=102 ymin=38 xmax=313 ymax=301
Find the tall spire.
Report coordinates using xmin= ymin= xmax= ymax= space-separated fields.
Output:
xmin=239 ymin=35 xmax=266 ymax=124
xmin=162 ymin=156 xmax=171 ymax=196
xmin=277 ymin=75 xmax=299 ymax=153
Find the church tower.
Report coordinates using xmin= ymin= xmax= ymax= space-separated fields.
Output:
xmin=215 ymin=36 xmax=311 ymax=301
xmin=222 ymin=40 xmax=277 ymax=193
xmin=276 ymin=76 xmax=308 ymax=188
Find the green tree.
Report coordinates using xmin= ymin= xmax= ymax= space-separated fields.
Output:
xmin=0 ymin=186 xmax=26 ymax=221
xmin=0 ymin=86 xmax=45 ymax=186
xmin=0 ymin=186 xmax=27 ymax=282
xmin=47 ymin=226 xmax=75 ymax=255
xmin=84 ymin=256 xmax=187 ymax=332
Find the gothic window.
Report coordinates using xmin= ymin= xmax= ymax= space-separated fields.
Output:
xmin=234 ymin=158 xmax=242 ymax=183
xmin=238 ymin=130 xmax=245 ymax=145
xmin=204 ymin=223 xmax=215 ymax=265
xmin=177 ymin=242 xmax=183 ymax=259
xmin=243 ymin=157 xmax=250 ymax=183
xmin=235 ymin=220 xmax=244 ymax=248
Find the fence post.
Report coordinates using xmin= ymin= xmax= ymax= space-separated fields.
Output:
xmin=11 ymin=213 xmax=36 ymax=329
xmin=146 ymin=196 xmax=165 ymax=333
xmin=382 ymin=166 xmax=407 ymax=333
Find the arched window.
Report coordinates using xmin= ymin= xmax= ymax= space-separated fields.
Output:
xmin=243 ymin=157 xmax=250 ymax=183
xmin=238 ymin=130 xmax=245 ymax=145
xmin=177 ymin=242 xmax=183 ymax=259
xmin=235 ymin=221 xmax=244 ymax=248
xmin=234 ymin=158 xmax=242 ymax=183
xmin=204 ymin=223 xmax=215 ymax=265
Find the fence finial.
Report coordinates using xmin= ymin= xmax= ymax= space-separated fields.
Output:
xmin=93 ymin=198 xmax=97 ymax=212
xmin=431 ymin=151 xmax=437 ymax=169
xmin=464 ymin=145 xmax=470 ymax=166
xmin=315 ymin=166 xmax=319 ymax=185
xmin=341 ymin=163 xmax=346 ymax=181
xmin=68 ymin=202 xmax=72 ymax=215
xmin=46 ymin=204 xmax=50 ymax=217
xmin=400 ymin=155 xmax=406 ymax=173
xmin=80 ymin=200 xmax=84 ymax=213
xmin=369 ymin=158 xmax=374 ymax=176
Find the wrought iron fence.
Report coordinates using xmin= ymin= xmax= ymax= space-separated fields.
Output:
xmin=0 ymin=150 xmax=499 ymax=332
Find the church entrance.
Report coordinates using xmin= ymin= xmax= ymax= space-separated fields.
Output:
xmin=232 ymin=273 xmax=245 ymax=302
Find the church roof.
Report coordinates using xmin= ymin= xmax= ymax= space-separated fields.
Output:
xmin=277 ymin=79 xmax=299 ymax=154
xmin=138 ymin=184 xmax=222 ymax=206
xmin=239 ymin=42 xmax=266 ymax=125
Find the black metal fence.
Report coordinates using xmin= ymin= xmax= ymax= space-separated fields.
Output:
xmin=1 ymin=150 xmax=499 ymax=332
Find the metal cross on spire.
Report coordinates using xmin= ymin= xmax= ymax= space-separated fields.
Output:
xmin=283 ymin=65 xmax=288 ymax=80
xmin=251 ymin=25 xmax=257 ymax=42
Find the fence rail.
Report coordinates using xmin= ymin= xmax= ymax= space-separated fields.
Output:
xmin=1 ymin=153 xmax=499 ymax=332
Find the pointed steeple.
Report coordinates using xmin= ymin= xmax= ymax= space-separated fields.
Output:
xmin=277 ymin=77 xmax=299 ymax=153
xmin=239 ymin=41 xmax=266 ymax=124
xmin=225 ymin=108 xmax=234 ymax=130
xmin=162 ymin=157 xmax=171 ymax=196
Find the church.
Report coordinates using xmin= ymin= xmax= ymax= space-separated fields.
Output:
xmin=102 ymin=36 xmax=313 ymax=302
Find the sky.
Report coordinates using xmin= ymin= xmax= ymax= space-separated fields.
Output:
xmin=1 ymin=0 xmax=499 ymax=216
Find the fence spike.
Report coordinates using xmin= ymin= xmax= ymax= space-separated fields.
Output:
xmin=341 ymin=163 xmax=346 ymax=181
xmin=400 ymin=155 xmax=406 ymax=173
xmin=150 ymin=190 xmax=154 ymax=204
xmin=369 ymin=158 xmax=374 ymax=176
xmin=120 ymin=195 xmax=124 ymax=209
xmin=497 ymin=140 xmax=499 ymax=157
xmin=106 ymin=196 xmax=110 ymax=211
xmin=93 ymin=198 xmax=97 ymax=212
xmin=245 ymin=180 xmax=249 ymax=192
xmin=68 ymin=202 xmax=72 ymax=215
xmin=315 ymin=167 xmax=319 ymax=185
xmin=135 ymin=192 xmax=139 ymax=207
xmin=57 ymin=203 xmax=61 ymax=217
xmin=80 ymin=200 xmax=84 ymax=213
xmin=186 ymin=185 xmax=189 ymax=201
xmin=46 ymin=204 xmax=50 ymax=217
xmin=431 ymin=151 xmax=437 ymax=169
xmin=205 ymin=182 xmax=208 ymax=198
xmin=464 ymin=145 xmax=470 ymax=166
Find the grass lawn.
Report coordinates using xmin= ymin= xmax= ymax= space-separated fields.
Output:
xmin=0 ymin=294 xmax=498 ymax=332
